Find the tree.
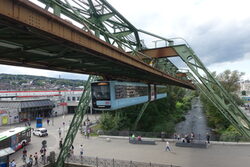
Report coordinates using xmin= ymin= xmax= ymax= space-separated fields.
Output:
xmin=200 ymin=70 xmax=244 ymax=135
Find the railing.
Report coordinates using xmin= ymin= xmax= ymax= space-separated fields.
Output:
xmin=38 ymin=154 xmax=179 ymax=167
xmin=65 ymin=155 xmax=179 ymax=167
xmin=98 ymin=130 xmax=172 ymax=139
xmin=98 ymin=130 xmax=250 ymax=142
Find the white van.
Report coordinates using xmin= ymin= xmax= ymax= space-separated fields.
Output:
xmin=33 ymin=128 xmax=48 ymax=137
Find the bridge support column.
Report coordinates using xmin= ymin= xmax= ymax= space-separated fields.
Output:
xmin=55 ymin=75 xmax=97 ymax=167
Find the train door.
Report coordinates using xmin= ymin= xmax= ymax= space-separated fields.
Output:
xmin=150 ymin=85 xmax=156 ymax=101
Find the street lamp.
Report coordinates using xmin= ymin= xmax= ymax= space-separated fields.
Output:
xmin=8 ymin=111 xmax=11 ymax=129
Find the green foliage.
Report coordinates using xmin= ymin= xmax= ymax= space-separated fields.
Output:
xmin=99 ymin=112 xmax=114 ymax=130
xmin=219 ymin=125 xmax=242 ymax=141
xmin=0 ymin=73 xmax=85 ymax=90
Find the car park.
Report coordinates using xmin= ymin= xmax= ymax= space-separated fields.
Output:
xmin=33 ymin=128 xmax=48 ymax=137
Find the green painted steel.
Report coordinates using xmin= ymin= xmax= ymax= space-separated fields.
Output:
xmin=133 ymin=102 xmax=150 ymax=130
xmin=173 ymin=45 xmax=250 ymax=137
xmin=55 ymin=75 xmax=97 ymax=167
xmin=38 ymin=0 xmax=145 ymax=56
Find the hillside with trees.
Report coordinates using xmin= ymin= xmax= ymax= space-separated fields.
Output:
xmin=0 ymin=73 xmax=85 ymax=90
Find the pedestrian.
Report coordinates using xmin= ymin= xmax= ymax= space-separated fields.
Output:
xmin=71 ymin=145 xmax=74 ymax=159
xmin=34 ymin=152 xmax=38 ymax=166
xmin=87 ymin=128 xmax=90 ymax=139
xmin=27 ymin=154 xmax=33 ymax=167
xmin=59 ymin=138 xmax=63 ymax=149
xmin=40 ymin=147 xmax=46 ymax=164
xmin=58 ymin=127 xmax=62 ymax=138
xmin=63 ymin=122 xmax=65 ymax=126
xmin=47 ymin=119 xmax=50 ymax=125
xmin=165 ymin=141 xmax=171 ymax=151
xmin=177 ymin=134 xmax=180 ymax=140
xmin=10 ymin=159 xmax=16 ymax=167
xmin=206 ymin=133 xmax=210 ymax=144
xmin=190 ymin=132 xmax=195 ymax=142
xmin=22 ymin=148 xmax=27 ymax=162
xmin=80 ymin=145 xmax=83 ymax=157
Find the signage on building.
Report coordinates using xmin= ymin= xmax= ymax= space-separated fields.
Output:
xmin=58 ymin=102 xmax=67 ymax=106
xmin=0 ymin=110 xmax=7 ymax=114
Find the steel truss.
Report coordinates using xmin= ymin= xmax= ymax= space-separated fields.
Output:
xmin=55 ymin=75 xmax=97 ymax=166
xmin=28 ymin=1 xmax=198 ymax=166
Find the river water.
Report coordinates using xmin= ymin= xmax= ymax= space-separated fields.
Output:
xmin=175 ymin=97 xmax=211 ymax=140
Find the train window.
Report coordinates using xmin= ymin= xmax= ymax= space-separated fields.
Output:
xmin=156 ymin=86 xmax=166 ymax=94
xmin=92 ymin=83 xmax=110 ymax=100
xmin=115 ymin=85 xmax=148 ymax=99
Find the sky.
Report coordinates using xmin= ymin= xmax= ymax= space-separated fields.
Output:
xmin=1 ymin=0 xmax=250 ymax=80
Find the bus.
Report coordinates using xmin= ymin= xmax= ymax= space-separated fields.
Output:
xmin=91 ymin=81 xmax=167 ymax=110
xmin=0 ymin=127 xmax=31 ymax=151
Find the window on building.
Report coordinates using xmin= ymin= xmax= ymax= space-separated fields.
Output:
xmin=67 ymin=97 xmax=71 ymax=101
xmin=72 ymin=97 xmax=76 ymax=101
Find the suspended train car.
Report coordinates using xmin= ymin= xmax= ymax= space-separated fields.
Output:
xmin=91 ymin=81 xmax=167 ymax=110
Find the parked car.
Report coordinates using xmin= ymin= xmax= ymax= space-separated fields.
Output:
xmin=33 ymin=128 xmax=48 ymax=137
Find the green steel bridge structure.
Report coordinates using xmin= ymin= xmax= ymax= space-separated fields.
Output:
xmin=0 ymin=0 xmax=250 ymax=166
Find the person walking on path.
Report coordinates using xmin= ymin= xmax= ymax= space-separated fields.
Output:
xmin=59 ymin=138 xmax=63 ymax=149
xmin=58 ymin=128 xmax=62 ymax=138
xmin=80 ymin=145 xmax=84 ymax=157
xmin=34 ymin=152 xmax=38 ymax=166
xmin=9 ymin=159 xmax=16 ymax=167
xmin=87 ymin=128 xmax=90 ymax=139
xmin=165 ymin=141 xmax=171 ymax=151
xmin=27 ymin=154 xmax=33 ymax=167
xmin=22 ymin=148 xmax=27 ymax=162
xmin=206 ymin=133 xmax=210 ymax=144
xmin=47 ymin=119 xmax=50 ymax=125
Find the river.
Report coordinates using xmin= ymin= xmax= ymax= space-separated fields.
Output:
xmin=175 ymin=97 xmax=211 ymax=140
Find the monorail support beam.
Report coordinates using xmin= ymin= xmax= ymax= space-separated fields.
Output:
xmin=55 ymin=75 xmax=97 ymax=167
xmin=133 ymin=102 xmax=150 ymax=130
xmin=173 ymin=44 xmax=250 ymax=137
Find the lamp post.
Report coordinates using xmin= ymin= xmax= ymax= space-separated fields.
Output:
xmin=8 ymin=111 xmax=11 ymax=129
xmin=51 ymin=110 xmax=54 ymax=126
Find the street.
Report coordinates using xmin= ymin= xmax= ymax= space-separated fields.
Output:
xmin=1 ymin=114 xmax=250 ymax=167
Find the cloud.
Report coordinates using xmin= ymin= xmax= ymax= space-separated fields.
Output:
xmin=1 ymin=0 xmax=249 ymax=81
xmin=208 ymin=52 xmax=250 ymax=80
xmin=108 ymin=0 xmax=250 ymax=70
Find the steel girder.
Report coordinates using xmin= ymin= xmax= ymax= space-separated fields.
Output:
xmin=38 ymin=0 xmax=143 ymax=53
xmin=173 ymin=45 xmax=250 ymax=137
xmin=55 ymin=75 xmax=97 ymax=166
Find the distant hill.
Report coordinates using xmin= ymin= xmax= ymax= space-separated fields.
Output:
xmin=0 ymin=73 xmax=86 ymax=91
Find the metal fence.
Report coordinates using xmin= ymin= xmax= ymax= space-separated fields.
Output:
xmin=99 ymin=130 xmax=250 ymax=142
xmin=20 ymin=154 xmax=179 ymax=167
xmin=99 ymin=130 xmax=173 ymax=139
xmin=66 ymin=155 xmax=180 ymax=167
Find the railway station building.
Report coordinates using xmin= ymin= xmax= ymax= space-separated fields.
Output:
xmin=0 ymin=90 xmax=83 ymax=125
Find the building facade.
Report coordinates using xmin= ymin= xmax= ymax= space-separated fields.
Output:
xmin=0 ymin=90 xmax=83 ymax=125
